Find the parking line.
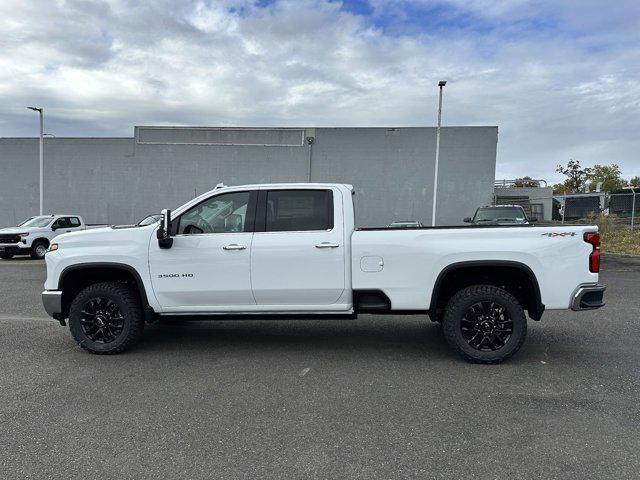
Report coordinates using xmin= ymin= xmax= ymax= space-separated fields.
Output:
xmin=0 ymin=314 xmax=50 ymax=322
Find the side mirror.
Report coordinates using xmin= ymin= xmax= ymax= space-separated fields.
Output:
xmin=463 ymin=217 xmax=472 ymax=223
xmin=51 ymin=224 xmax=59 ymax=231
xmin=156 ymin=209 xmax=173 ymax=249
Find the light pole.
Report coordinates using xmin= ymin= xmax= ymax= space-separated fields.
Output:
xmin=431 ymin=80 xmax=446 ymax=227
xmin=28 ymin=107 xmax=44 ymax=215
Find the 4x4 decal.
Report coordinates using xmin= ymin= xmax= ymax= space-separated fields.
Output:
xmin=540 ymin=232 xmax=577 ymax=237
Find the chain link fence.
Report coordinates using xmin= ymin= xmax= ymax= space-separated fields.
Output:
xmin=493 ymin=191 xmax=638 ymax=230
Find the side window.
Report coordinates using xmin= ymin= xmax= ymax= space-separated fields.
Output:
xmin=265 ymin=190 xmax=333 ymax=232
xmin=53 ymin=217 xmax=70 ymax=229
xmin=177 ymin=191 xmax=251 ymax=235
xmin=69 ymin=217 xmax=81 ymax=227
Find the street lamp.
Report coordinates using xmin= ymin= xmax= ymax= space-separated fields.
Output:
xmin=27 ymin=107 xmax=44 ymax=215
xmin=431 ymin=80 xmax=446 ymax=227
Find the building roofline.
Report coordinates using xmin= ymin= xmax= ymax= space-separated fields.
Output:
xmin=1 ymin=125 xmax=499 ymax=140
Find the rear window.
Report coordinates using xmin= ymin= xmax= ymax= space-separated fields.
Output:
xmin=69 ymin=217 xmax=81 ymax=227
xmin=266 ymin=190 xmax=333 ymax=232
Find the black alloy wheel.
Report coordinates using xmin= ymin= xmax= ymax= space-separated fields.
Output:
xmin=460 ymin=301 xmax=513 ymax=351
xmin=442 ymin=284 xmax=527 ymax=364
xmin=68 ymin=282 xmax=145 ymax=354
xmin=79 ymin=297 xmax=125 ymax=344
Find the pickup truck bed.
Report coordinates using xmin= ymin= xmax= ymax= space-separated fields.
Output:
xmin=41 ymin=183 xmax=605 ymax=363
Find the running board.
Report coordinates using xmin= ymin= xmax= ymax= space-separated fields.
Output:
xmin=157 ymin=312 xmax=358 ymax=321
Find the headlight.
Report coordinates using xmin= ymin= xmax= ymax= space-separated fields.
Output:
xmin=19 ymin=233 xmax=29 ymax=238
xmin=48 ymin=243 xmax=59 ymax=252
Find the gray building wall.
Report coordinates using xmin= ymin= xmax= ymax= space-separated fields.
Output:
xmin=0 ymin=126 xmax=497 ymax=228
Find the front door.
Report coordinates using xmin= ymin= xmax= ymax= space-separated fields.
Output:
xmin=251 ymin=188 xmax=346 ymax=307
xmin=149 ymin=190 xmax=256 ymax=311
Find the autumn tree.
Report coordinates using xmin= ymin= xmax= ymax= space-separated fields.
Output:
xmin=553 ymin=181 xmax=573 ymax=195
xmin=556 ymin=159 xmax=592 ymax=193
xmin=514 ymin=176 xmax=540 ymax=187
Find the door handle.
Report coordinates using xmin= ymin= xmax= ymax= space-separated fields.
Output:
xmin=315 ymin=242 xmax=340 ymax=249
xmin=223 ymin=244 xmax=246 ymax=251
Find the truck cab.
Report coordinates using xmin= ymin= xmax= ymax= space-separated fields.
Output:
xmin=150 ymin=184 xmax=351 ymax=312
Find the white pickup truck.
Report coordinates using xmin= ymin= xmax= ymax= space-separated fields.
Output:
xmin=41 ymin=183 xmax=605 ymax=363
xmin=0 ymin=215 xmax=106 ymax=260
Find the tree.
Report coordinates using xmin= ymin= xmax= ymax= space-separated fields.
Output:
xmin=587 ymin=164 xmax=627 ymax=192
xmin=556 ymin=159 xmax=592 ymax=193
xmin=553 ymin=181 xmax=573 ymax=195
xmin=514 ymin=176 xmax=540 ymax=187
xmin=630 ymin=176 xmax=640 ymax=188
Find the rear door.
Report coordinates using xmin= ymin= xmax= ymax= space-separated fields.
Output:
xmin=250 ymin=188 xmax=345 ymax=307
xmin=68 ymin=217 xmax=84 ymax=232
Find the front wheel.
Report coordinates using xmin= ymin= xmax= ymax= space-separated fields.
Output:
xmin=68 ymin=282 xmax=145 ymax=354
xmin=442 ymin=285 xmax=527 ymax=364
xmin=30 ymin=241 xmax=48 ymax=259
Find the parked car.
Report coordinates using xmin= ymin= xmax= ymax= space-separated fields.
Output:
xmin=387 ymin=220 xmax=424 ymax=228
xmin=41 ymin=183 xmax=604 ymax=363
xmin=464 ymin=205 xmax=534 ymax=225
xmin=0 ymin=215 xmax=107 ymax=259
xmin=137 ymin=214 xmax=162 ymax=226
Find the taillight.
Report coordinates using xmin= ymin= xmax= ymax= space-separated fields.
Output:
xmin=584 ymin=232 xmax=600 ymax=273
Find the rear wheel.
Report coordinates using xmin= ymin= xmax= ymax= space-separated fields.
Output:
xmin=442 ymin=285 xmax=527 ymax=364
xmin=69 ymin=282 xmax=144 ymax=354
xmin=30 ymin=241 xmax=48 ymax=259
xmin=0 ymin=254 xmax=13 ymax=259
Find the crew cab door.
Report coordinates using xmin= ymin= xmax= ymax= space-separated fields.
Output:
xmin=52 ymin=216 xmax=83 ymax=234
xmin=250 ymin=188 xmax=346 ymax=307
xmin=149 ymin=190 xmax=257 ymax=311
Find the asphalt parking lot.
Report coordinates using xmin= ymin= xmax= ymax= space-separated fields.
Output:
xmin=1 ymin=257 xmax=639 ymax=479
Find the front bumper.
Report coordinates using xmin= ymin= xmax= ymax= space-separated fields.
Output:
xmin=42 ymin=290 xmax=63 ymax=320
xmin=0 ymin=244 xmax=29 ymax=255
xmin=571 ymin=283 xmax=606 ymax=311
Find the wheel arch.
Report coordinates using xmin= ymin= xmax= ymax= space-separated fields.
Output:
xmin=429 ymin=260 xmax=544 ymax=321
xmin=32 ymin=237 xmax=50 ymax=248
xmin=58 ymin=263 xmax=153 ymax=320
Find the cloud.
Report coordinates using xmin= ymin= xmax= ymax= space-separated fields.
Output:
xmin=0 ymin=0 xmax=638 ymax=181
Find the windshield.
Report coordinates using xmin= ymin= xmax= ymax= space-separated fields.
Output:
xmin=138 ymin=214 xmax=162 ymax=226
xmin=474 ymin=208 xmax=526 ymax=222
xmin=19 ymin=216 xmax=54 ymax=228
xmin=17 ymin=216 xmax=36 ymax=226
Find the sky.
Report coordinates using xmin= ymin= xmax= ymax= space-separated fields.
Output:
xmin=0 ymin=0 xmax=639 ymax=183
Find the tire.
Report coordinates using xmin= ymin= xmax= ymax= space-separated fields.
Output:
xmin=30 ymin=241 xmax=48 ymax=259
xmin=442 ymin=285 xmax=527 ymax=364
xmin=69 ymin=282 xmax=144 ymax=354
xmin=0 ymin=254 xmax=13 ymax=259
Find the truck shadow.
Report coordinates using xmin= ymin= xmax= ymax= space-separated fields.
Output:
xmin=131 ymin=316 xmax=608 ymax=365
xmin=136 ymin=316 xmax=453 ymax=359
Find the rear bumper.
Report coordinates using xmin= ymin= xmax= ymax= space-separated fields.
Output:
xmin=571 ymin=283 xmax=606 ymax=311
xmin=42 ymin=290 xmax=63 ymax=319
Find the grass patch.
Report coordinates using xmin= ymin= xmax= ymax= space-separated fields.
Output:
xmin=601 ymin=230 xmax=640 ymax=256
xmin=582 ymin=213 xmax=640 ymax=255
